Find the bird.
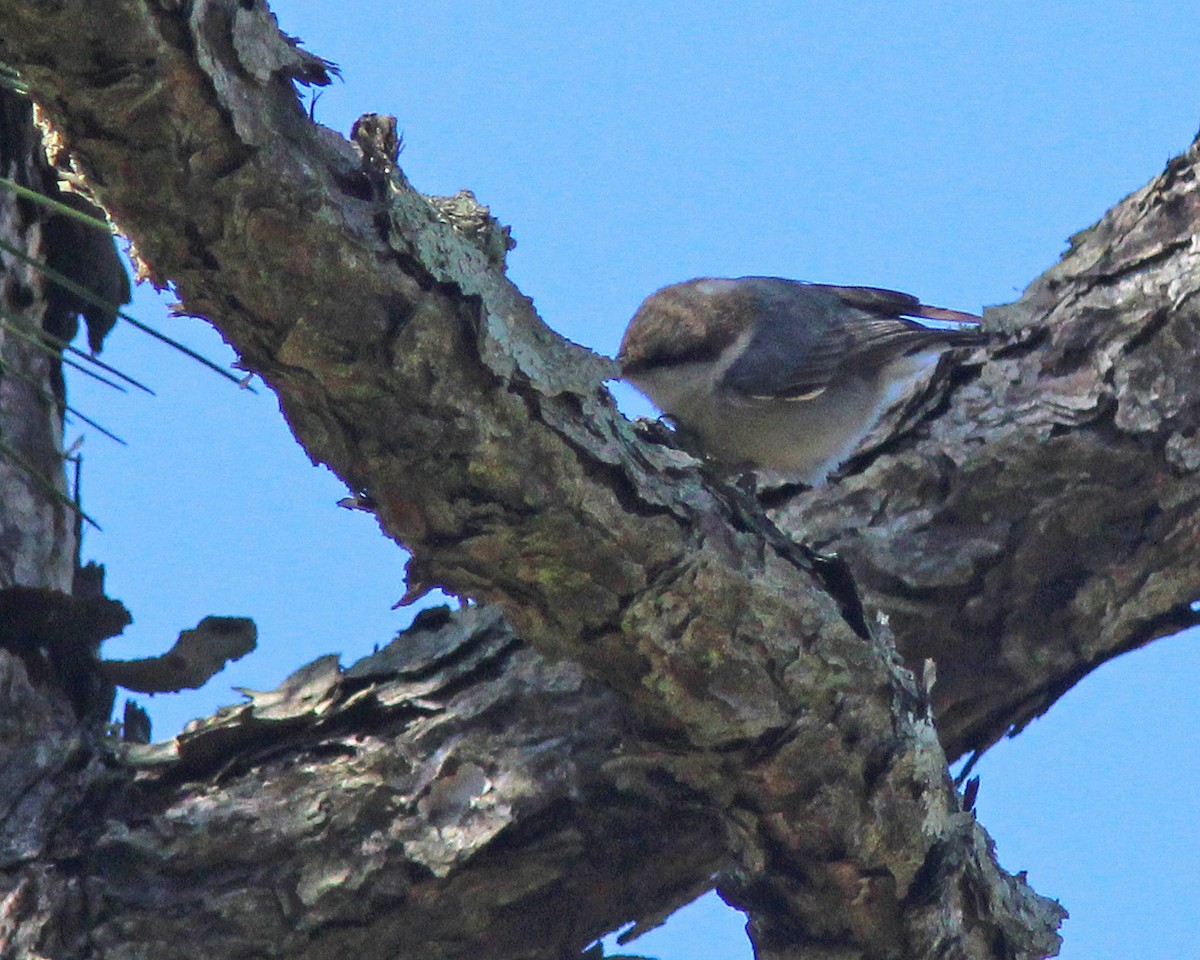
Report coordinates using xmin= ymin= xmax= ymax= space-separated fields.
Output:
xmin=618 ymin=276 xmax=983 ymax=484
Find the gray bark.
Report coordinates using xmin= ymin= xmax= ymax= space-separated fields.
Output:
xmin=2 ymin=1 xmax=1196 ymax=958
xmin=0 ymin=91 xmax=74 ymax=593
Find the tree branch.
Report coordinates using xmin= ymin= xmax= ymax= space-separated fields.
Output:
xmin=777 ymin=145 xmax=1200 ymax=762
xmin=0 ymin=607 xmax=727 ymax=959
xmin=13 ymin=2 xmax=1199 ymax=957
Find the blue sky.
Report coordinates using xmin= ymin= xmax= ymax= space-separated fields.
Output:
xmin=69 ymin=3 xmax=1200 ymax=958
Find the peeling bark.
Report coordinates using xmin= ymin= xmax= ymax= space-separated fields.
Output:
xmin=3 ymin=2 xmax=1196 ymax=958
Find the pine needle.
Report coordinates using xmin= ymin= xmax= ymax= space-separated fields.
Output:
xmin=0 ymin=435 xmax=100 ymax=530
xmin=0 ymin=353 xmax=127 ymax=444
xmin=0 ymin=65 xmax=28 ymax=96
xmin=0 ymin=315 xmax=138 ymax=393
xmin=0 ymin=236 xmax=254 ymax=391
xmin=0 ymin=176 xmax=114 ymax=231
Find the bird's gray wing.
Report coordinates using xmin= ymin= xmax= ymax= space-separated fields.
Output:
xmin=720 ymin=279 xmax=980 ymax=401
xmin=824 ymin=284 xmax=981 ymax=325
xmin=839 ymin=316 xmax=982 ymax=367
xmin=825 ymin=285 xmax=983 ymax=364
xmin=718 ymin=280 xmax=857 ymax=400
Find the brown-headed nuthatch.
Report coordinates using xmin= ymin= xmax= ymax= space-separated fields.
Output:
xmin=618 ymin=277 xmax=982 ymax=484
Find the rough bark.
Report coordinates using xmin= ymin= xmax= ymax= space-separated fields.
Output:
xmin=772 ymin=154 xmax=1200 ymax=765
xmin=1 ymin=606 xmax=730 ymax=959
xmin=2 ymin=1 xmax=1196 ymax=958
xmin=0 ymin=90 xmax=74 ymax=593
xmin=0 ymin=83 xmax=134 ymax=959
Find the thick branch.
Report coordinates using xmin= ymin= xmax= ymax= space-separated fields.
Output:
xmin=0 ymin=608 xmax=727 ymax=959
xmin=776 ymin=146 xmax=1200 ymax=762
xmin=17 ymin=1 xmax=1197 ymax=957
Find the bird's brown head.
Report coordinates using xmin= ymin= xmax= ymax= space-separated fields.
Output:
xmin=617 ymin=278 xmax=757 ymax=376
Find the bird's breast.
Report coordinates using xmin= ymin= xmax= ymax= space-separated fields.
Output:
xmin=629 ymin=361 xmax=890 ymax=483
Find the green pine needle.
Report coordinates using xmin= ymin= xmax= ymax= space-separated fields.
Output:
xmin=0 ymin=353 xmax=126 ymax=445
xmin=0 ymin=176 xmax=113 ymax=231
xmin=0 ymin=435 xmax=100 ymax=530
xmin=0 ymin=236 xmax=253 ymax=391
